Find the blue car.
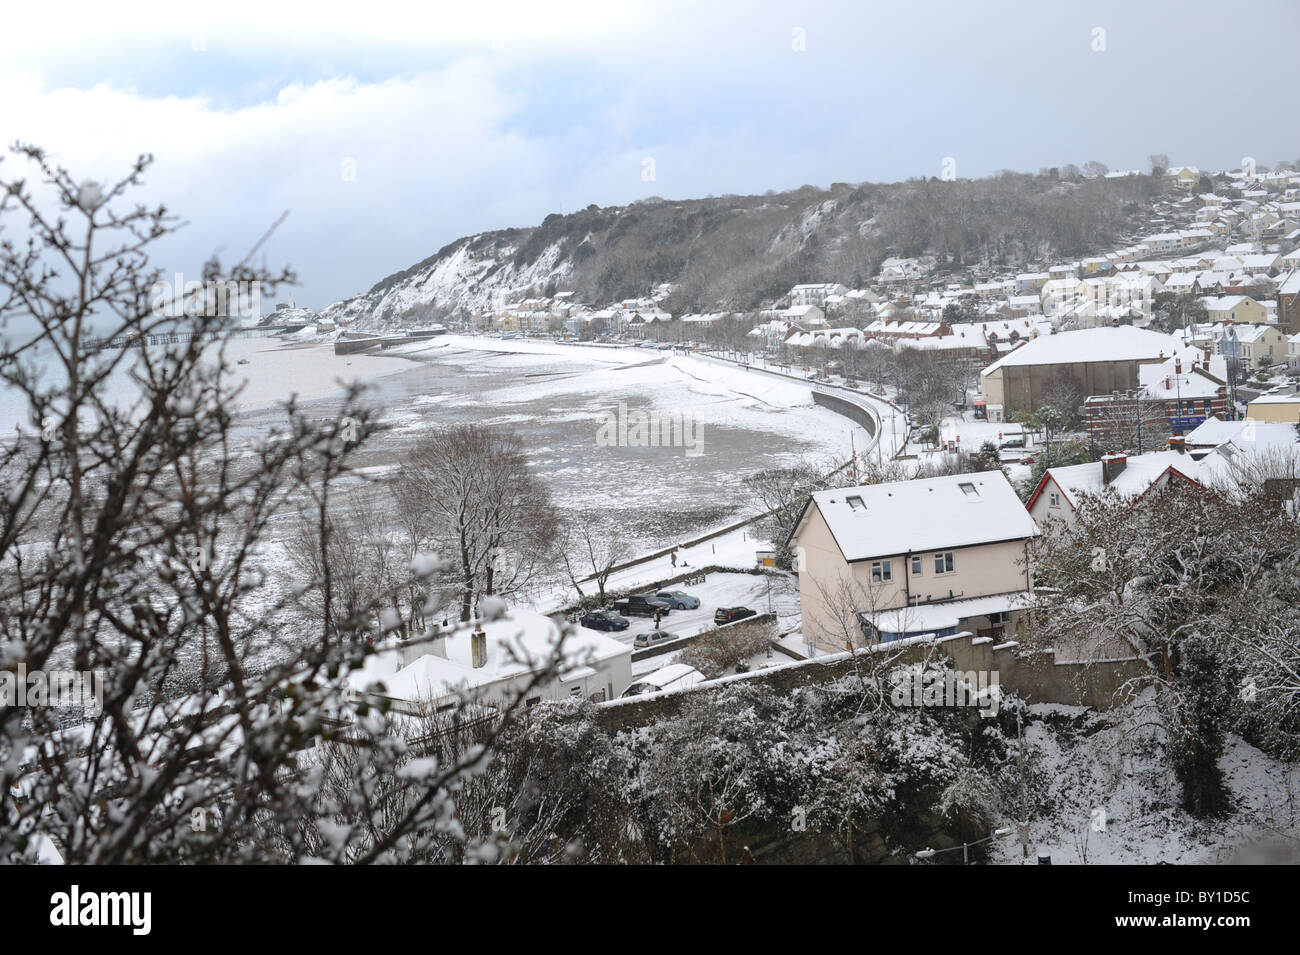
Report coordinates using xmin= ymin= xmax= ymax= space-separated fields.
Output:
xmin=654 ymin=590 xmax=700 ymax=610
xmin=579 ymin=609 xmax=630 ymax=632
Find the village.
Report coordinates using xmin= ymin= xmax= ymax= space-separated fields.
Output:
xmin=333 ymin=162 xmax=1300 ymax=788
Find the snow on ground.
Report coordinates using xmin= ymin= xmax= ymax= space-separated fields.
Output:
xmin=988 ymin=692 xmax=1300 ymax=865
xmin=352 ymin=337 xmax=878 ymax=556
xmin=692 ymin=351 xmax=906 ymax=460
xmin=939 ymin=413 xmax=1034 ymax=452
xmin=621 ymin=571 xmax=801 ymax=675
xmin=0 ymin=333 xmax=422 ymax=433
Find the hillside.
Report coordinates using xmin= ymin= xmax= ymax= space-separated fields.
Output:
xmin=323 ymin=170 xmax=1166 ymax=328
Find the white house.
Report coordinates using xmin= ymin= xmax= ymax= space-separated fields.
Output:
xmin=347 ymin=609 xmax=633 ymax=713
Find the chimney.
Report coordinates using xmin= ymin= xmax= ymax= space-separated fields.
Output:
xmin=1175 ymin=357 xmax=1182 ymax=375
xmin=429 ymin=621 xmax=448 ymax=659
xmin=470 ymin=619 xmax=488 ymax=669
xmin=1101 ymin=452 xmax=1128 ymax=485
xmin=1169 ymin=435 xmax=1186 ymax=454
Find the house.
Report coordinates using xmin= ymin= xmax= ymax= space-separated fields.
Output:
xmin=1219 ymin=323 xmax=1288 ymax=367
xmin=1245 ymin=391 xmax=1300 ymax=424
xmin=1040 ymin=277 xmax=1082 ymax=316
xmin=1027 ymin=450 xmax=1205 ymax=528
xmin=347 ymin=609 xmax=633 ymax=712
xmin=789 ymin=283 xmax=849 ymax=307
xmin=625 ymin=308 xmax=673 ymax=338
xmin=1183 ymin=416 xmax=1246 ymax=457
xmin=1201 ymin=294 xmax=1268 ymax=325
xmin=1015 ymin=273 xmax=1050 ymax=295
xmin=784 ymin=303 xmax=826 ymax=327
xmin=1278 ymin=271 xmax=1300 ymax=335
xmin=1143 ymin=233 xmax=1183 ymax=255
xmin=1083 ymin=352 xmax=1229 ymax=447
xmin=787 ymin=472 xmax=1039 ymax=649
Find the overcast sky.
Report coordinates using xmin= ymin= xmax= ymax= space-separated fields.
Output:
xmin=3 ymin=0 xmax=1298 ymax=309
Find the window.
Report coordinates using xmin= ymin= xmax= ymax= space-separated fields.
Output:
xmin=871 ymin=560 xmax=893 ymax=583
xmin=934 ymin=552 xmax=955 ymax=574
xmin=846 ymin=495 xmax=865 ymax=511
xmin=911 ymin=555 xmax=923 ymax=575
xmin=1049 ymin=492 xmax=1060 ymax=507
xmin=959 ymin=482 xmax=978 ymax=497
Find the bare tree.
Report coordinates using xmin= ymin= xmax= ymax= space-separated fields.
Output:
xmin=0 ymin=146 xmax=568 ymax=864
xmin=555 ymin=518 xmax=633 ymax=604
xmin=393 ymin=424 xmax=558 ymax=621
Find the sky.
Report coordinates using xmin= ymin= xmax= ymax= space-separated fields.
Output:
xmin=2 ymin=0 xmax=1298 ymax=310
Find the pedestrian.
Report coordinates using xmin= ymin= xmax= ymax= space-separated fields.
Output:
xmin=653 ymin=608 xmax=662 ymax=630
xmin=670 ymin=549 xmax=677 ymax=568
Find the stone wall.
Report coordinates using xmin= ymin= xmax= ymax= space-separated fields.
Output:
xmin=596 ymin=626 xmax=1149 ymax=731
xmin=812 ymin=391 xmax=879 ymax=436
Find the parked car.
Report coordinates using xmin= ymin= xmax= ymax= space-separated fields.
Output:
xmin=632 ymin=631 xmax=680 ymax=648
xmin=613 ymin=594 xmax=672 ymax=617
xmin=714 ymin=606 xmax=758 ymax=625
xmin=579 ymin=609 xmax=629 ymax=632
xmin=654 ymin=589 xmax=700 ymax=610
xmin=621 ymin=664 xmax=704 ymax=698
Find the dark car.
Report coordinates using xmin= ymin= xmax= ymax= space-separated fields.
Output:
xmin=715 ymin=606 xmax=758 ymax=625
xmin=654 ymin=589 xmax=700 ymax=610
xmin=580 ymin=609 xmax=630 ymax=632
xmin=613 ymin=594 xmax=672 ymax=617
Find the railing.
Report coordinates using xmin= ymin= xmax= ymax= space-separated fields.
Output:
xmin=80 ymin=324 xmax=301 ymax=353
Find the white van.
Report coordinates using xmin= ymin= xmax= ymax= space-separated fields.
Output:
xmin=620 ymin=663 xmax=704 ymax=698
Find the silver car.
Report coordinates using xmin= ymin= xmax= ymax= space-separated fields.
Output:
xmin=654 ymin=590 xmax=700 ymax=610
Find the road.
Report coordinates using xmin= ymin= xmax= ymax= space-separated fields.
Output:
xmin=690 ymin=350 xmax=910 ymax=460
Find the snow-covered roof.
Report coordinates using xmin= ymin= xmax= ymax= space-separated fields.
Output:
xmin=1184 ymin=417 xmax=1244 ymax=446
xmin=1224 ymin=323 xmax=1278 ymax=344
xmin=1201 ymin=295 xmax=1258 ymax=311
xmin=1247 ymin=391 xmax=1300 ymax=406
xmin=1138 ymin=354 xmax=1226 ymax=399
xmin=864 ymin=591 xmax=1034 ymax=635
xmin=796 ymin=471 xmax=1038 ymax=562
xmin=347 ymin=609 xmax=629 ymax=703
xmin=1042 ymin=451 xmax=1200 ymax=507
xmin=981 ymin=327 xmax=1184 ymax=376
